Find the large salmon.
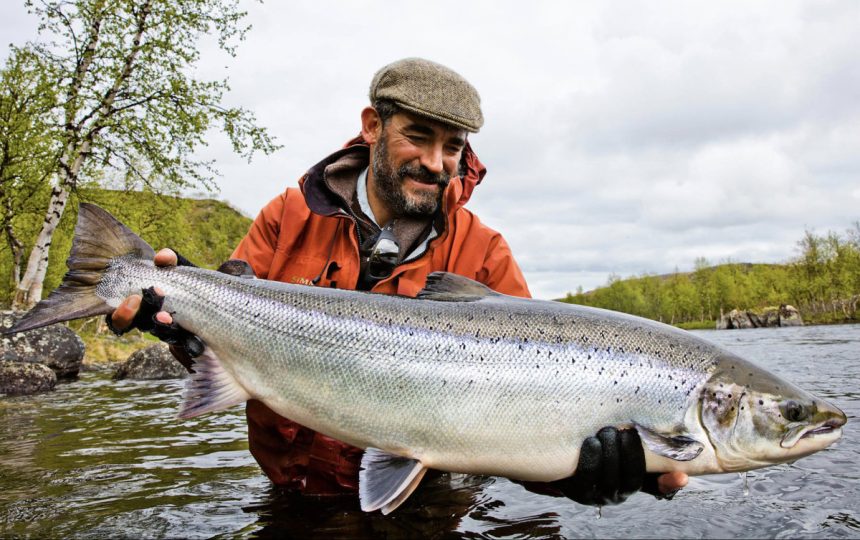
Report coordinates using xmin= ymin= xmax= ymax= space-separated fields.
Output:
xmin=4 ymin=204 xmax=846 ymax=513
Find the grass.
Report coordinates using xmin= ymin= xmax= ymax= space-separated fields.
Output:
xmin=676 ymin=320 xmax=716 ymax=330
xmin=66 ymin=317 xmax=155 ymax=367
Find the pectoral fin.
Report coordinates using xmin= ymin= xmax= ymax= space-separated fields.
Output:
xmin=634 ymin=424 xmax=704 ymax=461
xmin=359 ymin=448 xmax=427 ymax=514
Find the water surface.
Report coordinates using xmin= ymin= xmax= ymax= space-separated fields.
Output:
xmin=1 ymin=324 xmax=858 ymax=538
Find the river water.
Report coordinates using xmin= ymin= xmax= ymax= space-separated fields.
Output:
xmin=1 ymin=324 xmax=858 ymax=538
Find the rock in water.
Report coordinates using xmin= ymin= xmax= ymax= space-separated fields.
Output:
xmin=0 ymin=361 xmax=57 ymax=396
xmin=717 ymin=305 xmax=804 ymax=329
xmin=113 ymin=343 xmax=189 ymax=380
xmin=779 ymin=304 xmax=803 ymax=327
xmin=0 ymin=311 xmax=85 ymax=379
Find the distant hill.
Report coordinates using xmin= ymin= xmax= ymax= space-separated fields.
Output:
xmin=559 ymin=245 xmax=860 ymax=328
xmin=1 ymin=189 xmax=253 ymax=304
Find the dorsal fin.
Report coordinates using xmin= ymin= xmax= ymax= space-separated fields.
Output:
xmin=417 ymin=272 xmax=498 ymax=302
xmin=217 ymin=259 xmax=256 ymax=278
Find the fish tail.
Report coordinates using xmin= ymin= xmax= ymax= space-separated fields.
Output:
xmin=3 ymin=203 xmax=155 ymax=335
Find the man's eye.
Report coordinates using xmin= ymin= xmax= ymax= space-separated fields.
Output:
xmin=407 ymin=135 xmax=426 ymax=143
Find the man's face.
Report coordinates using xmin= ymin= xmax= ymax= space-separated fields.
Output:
xmin=370 ymin=112 xmax=467 ymax=218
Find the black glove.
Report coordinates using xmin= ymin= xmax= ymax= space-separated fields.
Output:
xmin=105 ymin=250 xmax=205 ymax=360
xmin=552 ymin=426 xmax=674 ymax=506
xmin=106 ymin=285 xmax=206 ymax=358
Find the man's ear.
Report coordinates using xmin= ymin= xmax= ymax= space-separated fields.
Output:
xmin=361 ymin=106 xmax=383 ymax=144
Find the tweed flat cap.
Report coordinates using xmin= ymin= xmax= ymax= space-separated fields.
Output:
xmin=370 ymin=58 xmax=484 ymax=133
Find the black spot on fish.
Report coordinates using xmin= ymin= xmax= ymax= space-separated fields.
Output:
xmin=759 ymin=400 xmax=764 ymax=405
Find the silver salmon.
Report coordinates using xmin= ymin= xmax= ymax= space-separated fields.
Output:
xmin=4 ymin=204 xmax=847 ymax=513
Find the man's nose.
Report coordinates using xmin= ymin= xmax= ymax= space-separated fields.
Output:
xmin=419 ymin=144 xmax=444 ymax=174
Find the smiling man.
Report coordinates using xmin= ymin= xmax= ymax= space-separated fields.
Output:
xmin=110 ymin=58 xmax=686 ymax=505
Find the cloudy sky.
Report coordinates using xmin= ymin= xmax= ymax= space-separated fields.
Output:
xmin=3 ymin=1 xmax=859 ymax=299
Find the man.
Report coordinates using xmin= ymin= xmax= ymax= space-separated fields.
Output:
xmin=111 ymin=58 xmax=687 ymax=505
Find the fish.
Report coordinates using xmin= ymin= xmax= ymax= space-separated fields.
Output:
xmin=4 ymin=203 xmax=847 ymax=513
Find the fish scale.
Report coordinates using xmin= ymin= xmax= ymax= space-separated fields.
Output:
xmin=5 ymin=203 xmax=846 ymax=514
xmin=98 ymin=257 xmax=716 ymax=480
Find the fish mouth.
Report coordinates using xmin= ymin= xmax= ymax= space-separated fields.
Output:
xmin=781 ymin=416 xmax=846 ymax=448
xmin=800 ymin=418 xmax=845 ymax=440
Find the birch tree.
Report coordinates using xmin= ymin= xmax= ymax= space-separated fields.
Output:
xmin=0 ymin=47 xmax=59 ymax=291
xmin=12 ymin=0 xmax=278 ymax=308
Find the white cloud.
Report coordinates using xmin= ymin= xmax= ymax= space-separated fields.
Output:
xmin=3 ymin=0 xmax=859 ymax=299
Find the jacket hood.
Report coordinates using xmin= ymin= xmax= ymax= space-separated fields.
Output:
xmin=301 ymin=134 xmax=487 ymax=215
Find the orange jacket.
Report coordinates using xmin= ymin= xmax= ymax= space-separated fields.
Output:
xmin=232 ymin=138 xmax=530 ymax=494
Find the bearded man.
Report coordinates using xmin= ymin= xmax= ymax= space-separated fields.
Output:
xmin=110 ymin=58 xmax=687 ymax=505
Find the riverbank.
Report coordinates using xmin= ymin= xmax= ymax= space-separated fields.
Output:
xmin=677 ymin=315 xmax=859 ymax=331
xmin=67 ymin=319 xmax=155 ymax=370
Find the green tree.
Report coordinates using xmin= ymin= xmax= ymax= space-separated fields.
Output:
xmin=0 ymin=47 xmax=59 ymax=291
xmin=12 ymin=0 xmax=279 ymax=308
xmin=692 ymin=257 xmax=715 ymax=321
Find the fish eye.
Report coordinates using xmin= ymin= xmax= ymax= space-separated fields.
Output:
xmin=781 ymin=400 xmax=808 ymax=422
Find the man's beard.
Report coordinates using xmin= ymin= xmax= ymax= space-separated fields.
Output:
xmin=371 ymin=134 xmax=450 ymax=218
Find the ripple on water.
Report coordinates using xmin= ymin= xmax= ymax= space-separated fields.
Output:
xmin=1 ymin=324 xmax=859 ymax=538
